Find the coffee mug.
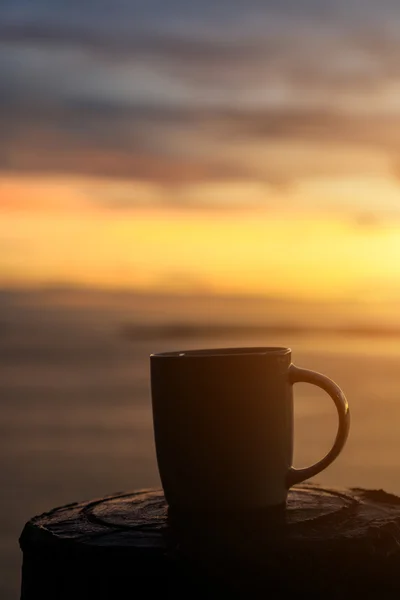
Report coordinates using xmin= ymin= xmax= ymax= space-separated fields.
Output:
xmin=150 ymin=347 xmax=350 ymax=510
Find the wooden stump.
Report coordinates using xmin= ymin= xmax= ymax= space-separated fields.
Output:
xmin=19 ymin=483 xmax=400 ymax=599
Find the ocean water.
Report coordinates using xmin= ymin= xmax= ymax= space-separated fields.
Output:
xmin=2 ymin=291 xmax=400 ymax=598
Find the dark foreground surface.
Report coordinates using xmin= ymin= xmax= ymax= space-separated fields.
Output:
xmin=20 ymin=484 xmax=400 ymax=599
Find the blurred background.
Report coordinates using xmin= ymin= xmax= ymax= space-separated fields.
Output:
xmin=2 ymin=1 xmax=400 ymax=597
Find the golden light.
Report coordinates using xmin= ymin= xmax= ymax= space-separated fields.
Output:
xmin=1 ymin=173 xmax=400 ymax=301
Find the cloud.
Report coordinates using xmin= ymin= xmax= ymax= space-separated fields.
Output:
xmin=1 ymin=96 xmax=398 ymax=190
xmin=1 ymin=22 xmax=398 ymax=96
xmin=1 ymin=0 xmax=400 ymax=198
xmin=213 ymin=107 xmax=400 ymax=154
xmin=2 ymin=0 xmax=400 ymax=99
xmin=0 ymin=104 xmax=255 ymax=185
xmin=353 ymin=212 xmax=382 ymax=229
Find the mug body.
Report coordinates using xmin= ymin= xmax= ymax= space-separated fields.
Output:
xmin=150 ymin=347 xmax=293 ymax=510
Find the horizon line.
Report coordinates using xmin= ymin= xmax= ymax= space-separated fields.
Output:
xmin=0 ymin=281 xmax=393 ymax=306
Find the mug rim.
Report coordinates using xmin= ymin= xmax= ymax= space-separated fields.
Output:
xmin=151 ymin=347 xmax=291 ymax=358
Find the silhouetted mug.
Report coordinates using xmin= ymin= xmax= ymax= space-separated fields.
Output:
xmin=150 ymin=347 xmax=350 ymax=512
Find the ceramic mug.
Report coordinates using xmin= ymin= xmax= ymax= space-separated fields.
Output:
xmin=150 ymin=347 xmax=350 ymax=511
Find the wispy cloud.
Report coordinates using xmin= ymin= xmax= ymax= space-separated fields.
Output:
xmin=1 ymin=100 xmax=398 ymax=188
xmin=1 ymin=0 xmax=400 ymax=203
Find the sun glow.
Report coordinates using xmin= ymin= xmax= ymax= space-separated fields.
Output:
xmin=1 ymin=173 xmax=400 ymax=301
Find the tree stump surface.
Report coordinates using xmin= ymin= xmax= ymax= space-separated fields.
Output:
xmin=19 ymin=483 xmax=400 ymax=599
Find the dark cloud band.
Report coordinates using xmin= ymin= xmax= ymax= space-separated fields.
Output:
xmin=1 ymin=0 xmax=400 ymax=199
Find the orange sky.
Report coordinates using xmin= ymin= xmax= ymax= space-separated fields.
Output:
xmin=2 ymin=173 xmax=400 ymax=301
xmin=2 ymin=0 xmax=400 ymax=303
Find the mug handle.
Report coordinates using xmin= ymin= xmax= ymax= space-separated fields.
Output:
xmin=286 ymin=364 xmax=350 ymax=487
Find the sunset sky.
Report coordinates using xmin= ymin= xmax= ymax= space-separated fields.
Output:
xmin=1 ymin=0 xmax=400 ymax=300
